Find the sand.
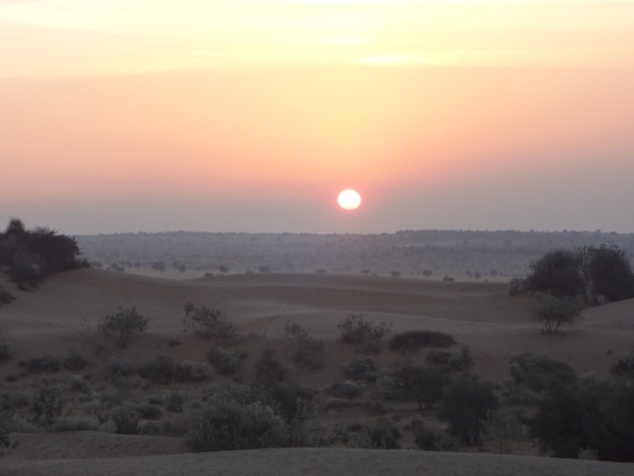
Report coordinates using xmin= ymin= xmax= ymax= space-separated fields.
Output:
xmin=1 ymin=268 xmax=633 ymax=475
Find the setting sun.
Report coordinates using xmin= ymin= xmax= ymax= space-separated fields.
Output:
xmin=337 ymin=189 xmax=361 ymax=211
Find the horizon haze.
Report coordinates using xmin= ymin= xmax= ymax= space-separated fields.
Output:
xmin=2 ymin=1 xmax=633 ymax=235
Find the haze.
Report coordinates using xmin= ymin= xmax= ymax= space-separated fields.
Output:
xmin=1 ymin=1 xmax=633 ymax=234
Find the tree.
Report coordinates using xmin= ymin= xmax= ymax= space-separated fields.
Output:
xmin=532 ymin=293 xmax=584 ymax=334
xmin=524 ymin=250 xmax=586 ymax=298
xmin=98 ymin=306 xmax=149 ymax=348
xmin=437 ymin=375 xmax=498 ymax=445
xmin=579 ymin=244 xmax=634 ymax=303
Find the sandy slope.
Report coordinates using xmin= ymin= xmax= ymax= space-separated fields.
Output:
xmin=1 ymin=268 xmax=633 ymax=474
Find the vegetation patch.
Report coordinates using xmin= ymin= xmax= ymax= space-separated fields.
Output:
xmin=389 ymin=330 xmax=456 ymax=353
xmin=337 ymin=314 xmax=391 ymax=354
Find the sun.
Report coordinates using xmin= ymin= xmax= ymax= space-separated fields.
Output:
xmin=337 ymin=189 xmax=361 ymax=210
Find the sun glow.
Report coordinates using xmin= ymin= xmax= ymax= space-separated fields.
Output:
xmin=337 ymin=189 xmax=361 ymax=210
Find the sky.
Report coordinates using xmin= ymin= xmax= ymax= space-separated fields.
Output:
xmin=1 ymin=0 xmax=634 ymax=235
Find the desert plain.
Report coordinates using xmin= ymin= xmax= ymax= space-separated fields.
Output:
xmin=1 ymin=231 xmax=634 ymax=475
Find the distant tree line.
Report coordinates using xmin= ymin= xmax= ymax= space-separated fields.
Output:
xmin=0 ymin=218 xmax=87 ymax=289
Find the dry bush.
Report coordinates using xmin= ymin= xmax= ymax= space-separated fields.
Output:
xmin=389 ymin=330 xmax=456 ymax=353
xmin=337 ymin=314 xmax=391 ymax=354
xmin=183 ymin=302 xmax=237 ymax=342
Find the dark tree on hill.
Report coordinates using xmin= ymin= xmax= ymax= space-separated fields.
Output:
xmin=578 ymin=244 xmax=634 ymax=303
xmin=524 ymin=250 xmax=586 ymax=298
xmin=0 ymin=218 xmax=87 ymax=288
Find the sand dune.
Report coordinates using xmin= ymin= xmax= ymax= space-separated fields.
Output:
xmin=1 ymin=268 xmax=633 ymax=474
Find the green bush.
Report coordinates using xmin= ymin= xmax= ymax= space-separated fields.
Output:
xmin=389 ymin=330 xmax=456 ymax=353
xmin=324 ymin=381 xmax=364 ymax=400
xmin=532 ymin=293 xmax=584 ymax=334
xmin=425 ymin=346 xmax=473 ymax=371
xmin=138 ymin=355 xmax=175 ymax=385
xmin=337 ymin=314 xmax=391 ymax=353
xmin=98 ymin=306 xmax=149 ymax=348
xmin=19 ymin=354 xmax=60 ymax=373
xmin=109 ymin=407 xmax=140 ymax=435
xmin=186 ymin=385 xmax=289 ymax=452
xmin=437 ymin=375 xmax=498 ymax=445
xmin=283 ymin=320 xmax=326 ymax=370
xmin=0 ymin=285 xmax=15 ymax=305
xmin=32 ymin=384 xmax=65 ymax=427
xmin=183 ymin=302 xmax=237 ymax=342
xmin=611 ymin=351 xmax=634 ymax=378
xmin=63 ymin=349 xmax=87 ymax=371
xmin=509 ymin=352 xmax=577 ymax=393
xmin=207 ymin=346 xmax=246 ymax=376
xmin=342 ymin=356 xmax=379 ymax=383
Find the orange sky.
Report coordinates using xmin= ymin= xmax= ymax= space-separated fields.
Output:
xmin=1 ymin=1 xmax=634 ymax=234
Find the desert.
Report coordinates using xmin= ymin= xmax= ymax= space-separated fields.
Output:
xmin=1 ymin=230 xmax=634 ymax=474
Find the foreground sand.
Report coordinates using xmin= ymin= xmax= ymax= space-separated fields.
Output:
xmin=3 ymin=444 xmax=634 ymax=476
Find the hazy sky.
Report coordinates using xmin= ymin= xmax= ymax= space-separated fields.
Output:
xmin=1 ymin=1 xmax=633 ymax=235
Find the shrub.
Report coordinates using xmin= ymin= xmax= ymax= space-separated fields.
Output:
xmin=19 ymin=354 xmax=60 ymax=373
xmin=483 ymin=409 xmax=528 ymax=453
xmin=109 ymin=407 xmax=140 ymax=435
xmin=389 ymin=330 xmax=456 ymax=353
xmin=437 ymin=375 xmax=499 ymax=445
xmin=425 ymin=346 xmax=473 ymax=371
xmin=166 ymin=390 xmax=184 ymax=413
xmin=532 ymin=293 xmax=584 ymax=334
xmin=0 ymin=344 xmax=14 ymax=364
xmin=283 ymin=320 xmax=326 ymax=370
xmin=508 ymin=352 xmax=577 ymax=393
xmin=324 ymin=381 xmax=364 ymax=400
xmin=342 ymin=356 xmax=379 ymax=383
xmin=611 ymin=351 xmax=634 ymax=378
xmin=186 ymin=385 xmax=289 ymax=452
xmin=174 ymin=360 xmax=213 ymax=382
xmin=54 ymin=415 xmax=100 ymax=432
xmin=132 ymin=404 xmax=163 ymax=420
xmin=207 ymin=346 xmax=246 ymax=376
xmin=337 ymin=314 xmax=391 ymax=353
xmin=32 ymin=384 xmax=65 ymax=427
xmin=63 ymin=349 xmax=87 ymax=371
xmin=0 ymin=285 xmax=15 ymax=305
xmin=396 ymin=363 xmax=447 ymax=410
xmin=410 ymin=419 xmax=437 ymax=450
xmin=138 ymin=355 xmax=175 ymax=384
xmin=97 ymin=306 xmax=148 ymax=348
xmin=183 ymin=302 xmax=237 ymax=342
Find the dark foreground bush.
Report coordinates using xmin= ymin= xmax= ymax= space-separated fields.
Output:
xmin=437 ymin=375 xmax=498 ymax=445
xmin=186 ymin=385 xmax=289 ymax=452
xmin=509 ymin=352 xmax=577 ymax=393
xmin=425 ymin=346 xmax=473 ymax=371
xmin=183 ymin=302 xmax=237 ymax=342
xmin=611 ymin=351 xmax=634 ymax=378
xmin=98 ymin=306 xmax=149 ymax=348
xmin=389 ymin=330 xmax=456 ymax=353
xmin=342 ymin=356 xmax=379 ymax=382
xmin=19 ymin=354 xmax=60 ymax=373
xmin=207 ymin=346 xmax=246 ymax=376
xmin=338 ymin=314 xmax=391 ymax=353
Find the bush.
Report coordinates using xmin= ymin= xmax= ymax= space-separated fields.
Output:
xmin=63 ymin=349 xmax=87 ymax=371
xmin=611 ymin=351 xmax=634 ymax=378
xmin=32 ymin=384 xmax=65 ymax=427
xmin=97 ymin=306 xmax=149 ymax=348
xmin=19 ymin=354 xmax=60 ymax=373
xmin=324 ymin=381 xmax=364 ymax=400
xmin=138 ymin=355 xmax=175 ymax=384
xmin=425 ymin=346 xmax=473 ymax=371
xmin=342 ymin=356 xmax=379 ymax=383
xmin=174 ymin=360 xmax=213 ymax=382
xmin=183 ymin=302 xmax=237 ymax=342
xmin=508 ymin=352 xmax=577 ymax=393
xmin=109 ymin=407 xmax=140 ymax=435
xmin=207 ymin=346 xmax=246 ymax=376
xmin=0 ymin=285 xmax=15 ymax=305
xmin=337 ymin=314 xmax=391 ymax=353
xmin=0 ymin=344 xmax=14 ymax=364
xmin=389 ymin=330 xmax=456 ymax=353
xmin=186 ymin=385 xmax=289 ymax=452
xmin=437 ymin=375 xmax=498 ymax=445
xmin=532 ymin=293 xmax=584 ymax=334
xmin=283 ymin=320 xmax=326 ymax=370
